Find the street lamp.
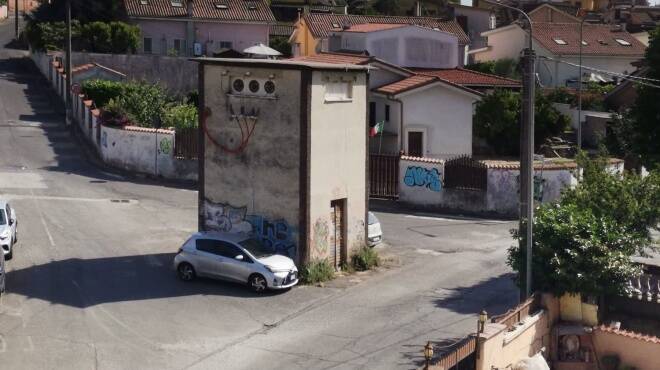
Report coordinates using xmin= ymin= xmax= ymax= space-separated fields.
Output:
xmin=478 ymin=310 xmax=488 ymax=333
xmin=577 ymin=17 xmax=587 ymax=150
xmin=483 ymin=0 xmax=535 ymax=302
xmin=423 ymin=341 xmax=434 ymax=370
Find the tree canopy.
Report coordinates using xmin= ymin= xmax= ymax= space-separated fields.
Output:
xmin=29 ymin=0 xmax=127 ymax=23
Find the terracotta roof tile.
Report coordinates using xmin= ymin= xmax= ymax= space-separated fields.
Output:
xmin=533 ymin=22 xmax=646 ymax=56
xmin=303 ymin=13 xmax=470 ymax=44
xmin=289 ymin=52 xmax=372 ymax=65
xmin=124 ymin=0 xmax=275 ymax=23
xmin=401 ymin=155 xmax=444 ymax=164
xmin=344 ymin=23 xmax=408 ymax=33
xmin=270 ymin=23 xmax=295 ymax=37
xmin=595 ymin=325 xmax=660 ymax=344
xmin=411 ymin=68 xmax=521 ymax=87
xmin=123 ymin=125 xmax=175 ymax=134
xmin=373 ymin=75 xmax=437 ymax=95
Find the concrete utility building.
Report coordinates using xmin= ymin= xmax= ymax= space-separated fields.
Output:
xmin=195 ymin=58 xmax=368 ymax=266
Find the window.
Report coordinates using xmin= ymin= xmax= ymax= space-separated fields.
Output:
xmin=171 ymin=0 xmax=183 ymax=7
xmin=173 ymin=39 xmax=186 ymax=55
xmin=553 ymin=38 xmax=567 ymax=45
xmin=246 ymin=1 xmax=257 ymax=10
xmin=407 ymin=131 xmax=424 ymax=157
xmin=214 ymin=1 xmax=228 ymax=9
xmin=239 ymin=238 xmax=273 ymax=258
xmin=598 ymin=39 xmax=608 ymax=45
xmin=143 ymin=37 xmax=152 ymax=54
xmin=615 ymin=38 xmax=631 ymax=46
xmin=331 ymin=22 xmax=340 ymax=28
xmin=324 ymin=81 xmax=352 ymax=102
xmin=369 ymin=102 xmax=376 ymax=126
xmin=581 ymin=40 xmax=588 ymax=46
xmin=385 ymin=104 xmax=390 ymax=122
xmin=489 ymin=14 xmax=496 ymax=30
xmin=195 ymin=239 xmax=242 ymax=258
xmin=219 ymin=41 xmax=232 ymax=49
xmin=0 ymin=209 xmax=6 ymax=225
xmin=140 ymin=0 xmax=148 ymax=4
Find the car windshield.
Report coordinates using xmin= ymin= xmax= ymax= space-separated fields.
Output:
xmin=239 ymin=238 xmax=273 ymax=258
xmin=368 ymin=212 xmax=379 ymax=225
xmin=0 ymin=210 xmax=6 ymax=225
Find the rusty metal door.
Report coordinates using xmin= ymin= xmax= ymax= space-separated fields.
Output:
xmin=330 ymin=200 xmax=346 ymax=269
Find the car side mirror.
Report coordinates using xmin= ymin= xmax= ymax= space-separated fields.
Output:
xmin=235 ymin=254 xmax=244 ymax=261
xmin=8 ymin=220 xmax=13 ymax=226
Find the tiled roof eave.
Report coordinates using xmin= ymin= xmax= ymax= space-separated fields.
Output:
xmin=129 ymin=15 xmax=274 ymax=24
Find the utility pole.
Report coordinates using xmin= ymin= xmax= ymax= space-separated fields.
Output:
xmin=14 ymin=0 xmax=19 ymax=39
xmin=65 ymin=0 xmax=72 ymax=126
xmin=520 ymin=47 xmax=535 ymax=301
xmin=577 ymin=18 xmax=586 ymax=150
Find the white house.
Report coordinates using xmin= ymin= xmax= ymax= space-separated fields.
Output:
xmin=470 ymin=22 xmax=646 ymax=87
xmin=328 ymin=23 xmax=461 ymax=68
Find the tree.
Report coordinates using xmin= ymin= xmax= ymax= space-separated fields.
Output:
xmin=473 ymin=89 xmax=569 ymax=156
xmin=109 ymin=22 xmax=140 ymax=54
xmin=629 ymin=26 xmax=660 ymax=169
xmin=507 ymin=157 xmax=660 ymax=297
xmin=269 ymin=36 xmax=291 ymax=57
xmin=79 ymin=22 xmax=112 ymax=53
xmin=30 ymin=0 xmax=127 ymax=22
xmin=373 ymin=0 xmax=401 ymax=15
xmin=466 ymin=58 xmax=520 ymax=80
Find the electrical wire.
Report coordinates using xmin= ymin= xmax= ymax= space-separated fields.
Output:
xmin=538 ymin=56 xmax=660 ymax=89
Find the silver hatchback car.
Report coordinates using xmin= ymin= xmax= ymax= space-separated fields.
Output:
xmin=173 ymin=232 xmax=299 ymax=292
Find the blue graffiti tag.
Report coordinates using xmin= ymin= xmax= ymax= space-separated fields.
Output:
xmin=404 ymin=166 xmax=442 ymax=192
xmin=246 ymin=215 xmax=296 ymax=258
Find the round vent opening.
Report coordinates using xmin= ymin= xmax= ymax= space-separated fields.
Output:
xmin=264 ymin=81 xmax=275 ymax=94
xmin=249 ymin=80 xmax=260 ymax=93
xmin=233 ymin=79 xmax=244 ymax=92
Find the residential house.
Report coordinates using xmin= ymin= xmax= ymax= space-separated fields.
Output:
xmin=7 ymin=0 xmax=39 ymax=13
xmin=471 ymin=22 xmax=646 ymax=87
xmin=528 ymin=3 xmax=581 ymax=23
xmin=604 ymin=66 xmax=649 ymax=111
xmin=290 ymin=13 xmax=470 ymax=59
xmin=270 ymin=0 xmax=346 ymax=23
xmin=605 ymin=6 xmax=660 ymax=33
xmin=448 ymin=3 xmax=496 ymax=50
xmin=124 ymin=0 xmax=276 ymax=57
xmin=293 ymin=51 xmax=520 ymax=158
xmin=195 ymin=58 xmax=368 ymax=266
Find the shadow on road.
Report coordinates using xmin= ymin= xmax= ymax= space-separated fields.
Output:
xmin=433 ymin=273 xmax=519 ymax=316
xmin=6 ymin=253 xmax=280 ymax=307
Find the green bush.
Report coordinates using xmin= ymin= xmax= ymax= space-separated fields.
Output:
xmin=25 ymin=20 xmax=81 ymax=51
xmin=81 ymin=79 xmax=123 ymax=108
xmin=113 ymin=81 xmax=168 ymax=127
xmin=25 ymin=20 xmax=139 ymax=53
xmin=300 ymin=260 xmax=335 ymax=284
xmin=351 ymin=246 xmax=380 ymax=271
xmin=546 ymin=87 xmax=574 ymax=105
xmin=109 ymin=21 xmax=140 ymax=54
xmin=79 ymin=22 xmax=112 ymax=53
xmin=466 ymin=58 xmax=520 ymax=80
xmin=162 ymin=103 xmax=198 ymax=129
xmin=0 ymin=0 xmax=7 ymax=6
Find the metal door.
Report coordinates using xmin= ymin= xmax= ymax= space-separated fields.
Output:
xmin=407 ymin=131 xmax=423 ymax=157
xmin=330 ymin=200 xmax=346 ymax=270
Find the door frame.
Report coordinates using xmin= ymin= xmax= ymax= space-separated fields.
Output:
xmin=330 ymin=198 xmax=348 ymax=270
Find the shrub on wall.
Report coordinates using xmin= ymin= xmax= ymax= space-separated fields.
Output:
xmin=108 ymin=21 xmax=140 ymax=54
xmin=113 ymin=81 xmax=168 ymax=127
xmin=25 ymin=20 xmax=139 ymax=53
xmin=81 ymin=79 xmax=123 ymax=108
xmin=79 ymin=22 xmax=112 ymax=53
xmin=162 ymin=103 xmax=198 ymax=129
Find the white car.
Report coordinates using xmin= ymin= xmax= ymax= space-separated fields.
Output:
xmin=367 ymin=212 xmax=383 ymax=247
xmin=174 ymin=232 xmax=299 ymax=293
xmin=0 ymin=200 xmax=18 ymax=260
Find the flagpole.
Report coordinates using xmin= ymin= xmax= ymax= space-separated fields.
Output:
xmin=378 ymin=121 xmax=384 ymax=154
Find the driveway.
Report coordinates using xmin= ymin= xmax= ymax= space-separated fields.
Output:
xmin=0 ymin=17 xmax=518 ymax=370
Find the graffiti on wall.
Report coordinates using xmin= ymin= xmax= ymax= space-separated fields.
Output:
xmin=404 ymin=166 xmax=442 ymax=192
xmin=101 ymin=131 xmax=108 ymax=148
xmin=312 ymin=218 xmax=329 ymax=258
xmin=159 ymin=137 xmax=172 ymax=155
xmin=204 ymin=199 xmax=296 ymax=257
xmin=516 ymin=174 xmax=546 ymax=202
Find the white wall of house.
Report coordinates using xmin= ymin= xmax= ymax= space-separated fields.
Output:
xmin=536 ymin=51 xmax=641 ymax=87
xmin=136 ymin=19 xmax=269 ymax=55
xmin=368 ymin=95 xmax=400 ymax=154
xmin=399 ymin=83 xmax=477 ymax=158
xmin=369 ymin=64 xmax=409 ymax=88
xmin=330 ymin=26 xmax=460 ymax=69
xmin=473 ymin=26 xmax=527 ymax=63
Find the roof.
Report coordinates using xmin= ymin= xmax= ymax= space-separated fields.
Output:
xmin=302 ymin=13 xmax=470 ymax=44
xmin=532 ymin=22 xmax=647 ymax=56
xmin=290 ymin=52 xmax=372 ymax=65
xmin=344 ymin=23 xmax=408 ymax=33
xmin=373 ymin=74 xmax=482 ymax=97
xmin=528 ymin=3 xmax=580 ymax=23
xmin=411 ymin=68 xmax=521 ymax=88
xmin=270 ymin=23 xmax=296 ymax=37
xmin=595 ymin=325 xmax=660 ymax=344
xmin=192 ymin=57 xmax=370 ymax=71
xmin=124 ymin=0 xmax=276 ymax=23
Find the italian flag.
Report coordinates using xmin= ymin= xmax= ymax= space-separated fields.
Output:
xmin=370 ymin=121 xmax=384 ymax=137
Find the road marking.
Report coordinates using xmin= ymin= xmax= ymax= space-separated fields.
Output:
xmin=404 ymin=214 xmax=510 ymax=224
xmin=0 ymin=173 xmax=47 ymax=189
xmin=3 ymin=194 xmax=138 ymax=204
xmin=415 ymin=248 xmax=445 ymax=256
xmin=29 ymin=189 xmax=56 ymax=247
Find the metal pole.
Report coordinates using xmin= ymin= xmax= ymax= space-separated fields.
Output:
xmin=577 ymin=20 xmax=585 ymax=150
xmin=14 ymin=0 xmax=19 ymax=39
xmin=521 ymin=48 xmax=535 ymax=300
xmin=65 ymin=0 xmax=72 ymax=126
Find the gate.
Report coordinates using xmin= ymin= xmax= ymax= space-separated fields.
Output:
xmin=174 ymin=127 xmax=199 ymax=160
xmin=444 ymin=155 xmax=487 ymax=191
xmin=369 ymin=153 xmax=400 ymax=198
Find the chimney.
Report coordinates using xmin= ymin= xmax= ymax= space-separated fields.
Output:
xmin=415 ymin=1 xmax=422 ymax=17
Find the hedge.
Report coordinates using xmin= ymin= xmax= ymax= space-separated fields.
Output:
xmin=25 ymin=20 xmax=139 ymax=53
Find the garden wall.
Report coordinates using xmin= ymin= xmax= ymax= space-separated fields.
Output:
xmin=33 ymin=50 xmax=197 ymax=181
xmin=399 ymin=156 xmax=623 ymax=217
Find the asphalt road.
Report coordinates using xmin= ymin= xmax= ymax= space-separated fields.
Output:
xmin=0 ymin=17 xmax=518 ymax=370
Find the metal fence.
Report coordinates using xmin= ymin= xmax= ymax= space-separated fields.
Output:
xmin=174 ymin=127 xmax=198 ymax=160
xmin=369 ymin=153 xmax=400 ymax=199
xmin=444 ymin=155 xmax=488 ymax=191
xmin=490 ymin=294 xmax=540 ymax=331
xmin=432 ymin=336 xmax=477 ymax=370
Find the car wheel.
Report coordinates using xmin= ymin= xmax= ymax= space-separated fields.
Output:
xmin=177 ymin=263 xmax=195 ymax=282
xmin=5 ymin=247 xmax=12 ymax=261
xmin=249 ymin=274 xmax=267 ymax=293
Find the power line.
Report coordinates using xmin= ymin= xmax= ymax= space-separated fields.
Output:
xmin=538 ymin=56 xmax=660 ymax=89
